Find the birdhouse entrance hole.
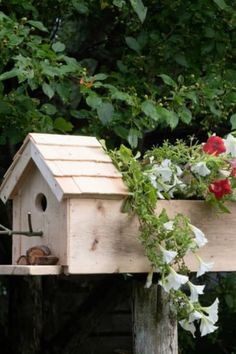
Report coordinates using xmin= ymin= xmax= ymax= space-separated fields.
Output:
xmin=35 ymin=193 xmax=47 ymax=212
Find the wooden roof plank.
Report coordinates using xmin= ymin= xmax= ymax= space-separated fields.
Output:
xmin=73 ymin=176 xmax=128 ymax=195
xmin=29 ymin=133 xmax=100 ymax=147
xmin=0 ymin=142 xmax=32 ymax=203
xmin=36 ymin=144 xmax=111 ymax=162
xmin=47 ymin=160 xmax=122 ymax=178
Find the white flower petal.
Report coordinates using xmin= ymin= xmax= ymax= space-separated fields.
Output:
xmin=189 ymin=310 xmax=203 ymax=322
xmin=159 ymin=245 xmax=177 ymax=264
xmin=200 ymin=317 xmax=218 ymax=336
xmin=188 ymin=281 xmax=205 ymax=302
xmin=190 ymin=224 xmax=208 ymax=248
xmin=179 ymin=320 xmax=196 ymax=337
xmin=191 ymin=162 xmax=211 ymax=177
xmin=145 ymin=272 xmax=153 ymax=288
xmin=224 ymin=134 xmax=236 ymax=157
xmin=202 ymin=298 xmax=219 ymax=323
xmin=159 ymin=268 xmax=189 ymax=292
xmin=163 ymin=221 xmax=174 ymax=231
xmin=196 ymin=257 xmax=214 ymax=277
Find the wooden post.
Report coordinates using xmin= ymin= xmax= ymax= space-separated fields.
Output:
xmin=132 ymin=279 xmax=178 ymax=354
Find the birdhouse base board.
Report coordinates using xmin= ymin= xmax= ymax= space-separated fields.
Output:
xmin=0 ymin=265 xmax=62 ymax=275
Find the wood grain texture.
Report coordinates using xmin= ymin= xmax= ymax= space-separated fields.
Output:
xmin=36 ymin=145 xmax=111 ymax=162
xmin=68 ymin=199 xmax=236 ymax=273
xmin=0 ymin=265 xmax=62 ymax=275
xmin=12 ymin=165 xmax=68 ymax=266
xmin=29 ymin=133 xmax=100 ymax=147
xmin=132 ymin=281 xmax=177 ymax=354
xmin=0 ymin=133 xmax=128 ymax=202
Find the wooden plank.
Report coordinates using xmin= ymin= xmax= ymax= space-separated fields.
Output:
xmin=46 ymin=160 xmax=122 ymax=178
xmin=31 ymin=144 xmax=64 ymax=201
xmin=0 ymin=265 xmax=62 ymax=275
xmin=12 ymin=166 xmax=68 ymax=266
xmin=55 ymin=177 xmax=82 ymax=195
xmin=73 ymin=176 xmax=128 ymax=195
xmin=0 ymin=142 xmax=31 ymax=202
xmin=68 ymin=199 xmax=236 ymax=274
xmin=29 ymin=133 xmax=100 ymax=147
xmin=36 ymin=145 xmax=111 ymax=162
xmin=133 ymin=281 xmax=178 ymax=354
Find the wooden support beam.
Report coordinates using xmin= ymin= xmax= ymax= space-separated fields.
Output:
xmin=132 ymin=279 xmax=178 ymax=354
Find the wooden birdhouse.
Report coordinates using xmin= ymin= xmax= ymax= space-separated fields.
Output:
xmin=0 ymin=133 xmax=236 ymax=275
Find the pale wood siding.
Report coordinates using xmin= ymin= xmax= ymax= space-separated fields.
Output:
xmin=68 ymin=199 xmax=236 ymax=273
xmin=12 ymin=163 xmax=68 ymax=265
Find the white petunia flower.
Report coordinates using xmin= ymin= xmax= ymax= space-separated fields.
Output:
xmin=159 ymin=267 xmax=189 ymax=292
xmin=163 ymin=221 xmax=174 ymax=231
xmin=190 ymin=224 xmax=208 ymax=248
xmin=145 ymin=271 xmax=153 ymax=289
xmin=224 ymin=134 xmax=236 ymax=157
xmin=188 ymin=281 xmax=205 ymax=302
xmin=200 ymin=316 xmax=218 ymax=336
xmin=153 ymin=159 xmax=172 ymax=182
xmin=191 ymin=162 xmax=211 ymax=177
xmin=189 ymin=310 xmax=203 ymax=322
xmin=202 ymin=298 xmax=219 ymax=323
xmin=159 ymin=245 xmax=177 ymax=264
xmin=196 ymin=256 xmax=214 ymax=277
xmin=179 ymin=319 xmax=196 ymax=337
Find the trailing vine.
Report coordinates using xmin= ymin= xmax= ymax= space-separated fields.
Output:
xmin=109 ymin=133 xmax=236 ymax=337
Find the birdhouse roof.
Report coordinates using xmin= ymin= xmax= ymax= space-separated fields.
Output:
xmin=0 ymin=133 xmax=128 ymax=202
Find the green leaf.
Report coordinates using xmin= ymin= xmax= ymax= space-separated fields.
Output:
xmin=40 ymin=104 xmax=57 ymax=115
xmin=54 ymin=117 xmax=73 ymax=132
xmin=0 ymin=101 xmax=11 ymax=114
xmin=52 ymin=41 xmax=66 ymax=53
xmin=114 ymin=126 xmax=129 ymax=139
xmin=0 ymin=69 xmax=19 ymax=81
xmin=129 ymin=0 xmax=147 ymax=23
xmin=230 ymin=114 xmax=236 ymax=129
xmin=93 ymin=73 xmax=108 ymax=81
xmin=72 ymin=0 xmax=89 ymax=14
xmin=159 ymin=74 xmax=177 ymax=87
xmin=213 ymin=0 xmax=228 ymax=9
xmin=166 ymin=110 xmax=179 ymax=129
xmin=97 ymin=102 xmax=114 ymax=125
xmin=125 ymin=37 xmax=141 ymax=53
xmin=179 ymin=107 xmax=192 ymax=124
xmin=86 ymin=94 xmax=102 ymax=109
xmin=27 ymin=20 xmax=48 ymax=32
xmin=127 ymin=128 xmax=139 ymax=148
xmin=42 ymin=82 xmax=54 ymax=99
xmin=141 ymin=100 xmax=159 ymax=121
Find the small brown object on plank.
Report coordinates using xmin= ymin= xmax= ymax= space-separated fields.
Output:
xmin=26 ymin=245 xmax=51 ymax=265
xmin=31 ymin=255 xmax=59 ymax=265
xmin=17 ymin=255 xmax=29 ymax=265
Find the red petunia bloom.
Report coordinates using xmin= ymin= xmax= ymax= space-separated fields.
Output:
xmin=231 ymin=167 xmax=236 ymax=177
xmin=209 ymin=179 xmax=232 ymax=199
xmin=203 ymin=136 xmax=226 ymax=156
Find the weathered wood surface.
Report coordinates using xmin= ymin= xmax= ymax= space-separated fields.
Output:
xmin=0 ymin=265 xmax=62 ymax=275
xmin=0 ymin=133 xmax=128 ymax=202
xmin=9 ymin=276 xmax=43 ymax=354
xmin=132 ymin=279 xmax=177 ymax=354
xmin=12 ymin=166 xmax=68 ymax=265
xmin=68 ymin=198 xmax=236 ymax=274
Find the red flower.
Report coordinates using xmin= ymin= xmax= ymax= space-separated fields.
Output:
xmin=209 ymin=179 xmax=232 ymax=199
xmin=203 ymin=136 xmax=226 ymax=156
xmin=231 ymin=167 xmax=236 ymax=177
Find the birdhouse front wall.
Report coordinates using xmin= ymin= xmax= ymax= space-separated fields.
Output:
xmin=12 ymin=163 xmax=68 ymax=265
xmin=67 ymin=198 xmax=151 ymax=274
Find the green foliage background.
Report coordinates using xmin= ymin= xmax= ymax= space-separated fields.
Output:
xmin=1 ymin=0 xmax=236 ymax=352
